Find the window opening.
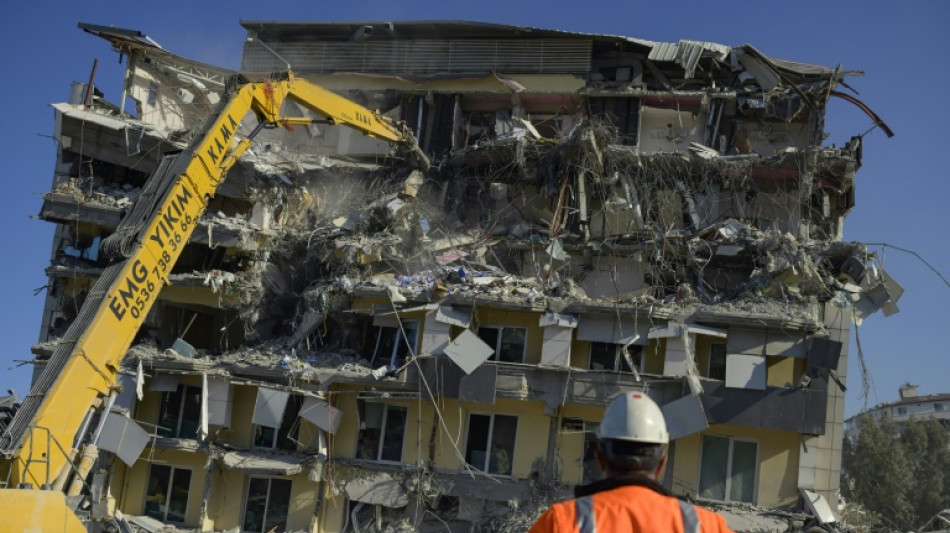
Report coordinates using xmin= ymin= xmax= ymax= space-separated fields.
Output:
xmin=254 ymin=394 xmax=304 ymax=451
xmin=356 ymin=403 xmax=408 ymax=462
xmin=477 ymin=327 xmax=526 ymax=363
xmin=589 ymin=342 xmax=642 ymax=371
xmin=465 ymin=413 xmax=517 ymax=475
xmin=698 ymin=435 xmax=758 ymax=503
xmin=371 ymin=322 xmax=419 ymax=368
xmin=145 ymin=464 xmax=191 ymax=523
xmin=157 ymin=385 xmax=201 ymax=439
xmin=243 ymin=477 xmax=292 ymax=533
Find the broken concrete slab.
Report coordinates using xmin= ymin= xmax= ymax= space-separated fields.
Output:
xmin=725 ymin=354 xmax=767 ymax=390
xmin=344 ymin=473 xmax=409 ymax=508
xmin=661 ymin=394 xmax=709 ymax=440
xmin=148 ymin=373 xmax=179 ymax=392
xmin=801 ymin=489 xmax=836 ymax=524
xmin=443 ymin=329 xmax=495 ymax=375
xmin=220 ymin=450 xmax=308 ymax=476
xmin=459 ymin=365 xmax=497 ymax=404
xmin=299 ymin=396 xmax=343 ymax=435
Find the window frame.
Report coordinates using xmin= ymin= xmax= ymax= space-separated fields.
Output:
xmin=144 ymin=464 xmax=192 ymax=524
xmin=371 ymin=321 xmax=420 ymax=368
xmin=476 ymin=325 xmax=527 ymax=363
xmin=357 ymin=402 xmax=408 ymax=463
xmin=935 ymin=402 xmax=945 ymax=412
xmin=463 ymin=412 xmax=519 ymax=476
xmin=157 ymin=385 xmax=202 ymax=439
xmin=697 ymin=434 xmax=759 ymax=504
xmin=588 ymin=342 xmax=642 ymax=372
xmin=252 ymin=394 xmax=304 ymax=451
xmin=242 ymin=476 xmax=293 ymax=533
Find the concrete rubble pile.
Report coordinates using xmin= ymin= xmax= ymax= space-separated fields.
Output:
xmin=29 ymin=21 xmax=901 ymax=533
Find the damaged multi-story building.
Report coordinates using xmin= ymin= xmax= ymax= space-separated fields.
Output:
xmin=30 ymin=20 xmax=901 ymax=532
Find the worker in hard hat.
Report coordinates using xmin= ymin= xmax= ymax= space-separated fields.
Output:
xmin=528 ymin=392 xmax=734 ymax=533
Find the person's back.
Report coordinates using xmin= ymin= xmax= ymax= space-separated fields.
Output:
xmin=529 ymin=476 xmax=732 ymax=533
xmin=527 ymin=392 xmax=735 ymax=533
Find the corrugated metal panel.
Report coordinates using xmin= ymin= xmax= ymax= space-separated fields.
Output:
xmin=647 ymin=40 xmax=732 ymax=79
xmin=647 ymin=42 xmax=680 ymax=62
xmin=242 ymin=39 xmax=592 ymax=75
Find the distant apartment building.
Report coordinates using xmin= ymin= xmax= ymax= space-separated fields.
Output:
xmin=845 ymin=384 xmax=950 ymax=437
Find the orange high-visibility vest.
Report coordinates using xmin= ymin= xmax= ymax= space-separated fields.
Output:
xmin=528 ymin=478 xmax=734 ymax=533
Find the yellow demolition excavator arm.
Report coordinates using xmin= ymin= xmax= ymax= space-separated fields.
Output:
xmin=0 ymin=72 xmax=427 ymax=533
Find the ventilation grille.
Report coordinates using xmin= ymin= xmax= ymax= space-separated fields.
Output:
xmin=242 ymin=39 xmax=592 ymax=75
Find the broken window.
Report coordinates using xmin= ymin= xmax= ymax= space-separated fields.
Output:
xmin=254 ymin=394 xmax=304 ymax=451
xmin=698 ymin=435 xmax=758 ymax=504
xmin=588 ymin=342 xmax=642 ymax=372
xmin=477 ymin=327 xmax=526 ymax=363
xmin=371 ymin=321 xmax=419 ymax=368
xmin=464 ymin=413 xmax=517 ymax=475
xmin=896 ymin=407 xmax=907 ymax=416
xmin=157 ymin=385 xmax=201 ymax=439
xmin=356 ymin=402 xmax=407 ymax=462
xmin=243 ymin=477 xmax=292 ymax=533
xmin=588 ymin=97 xmax=640 ymax=145
xmin=935 ymin=403 xmax=945 ymax=412
xmin=145 ymin=464 xmax=191 ymax=523
xmin=707 ymin=343 xmax=727 ymax=380
xmin=401 ymin=93 xmax=455 ymax=155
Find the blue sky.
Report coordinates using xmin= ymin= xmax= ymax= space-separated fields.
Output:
xmin=0 ymin=1 xmax=947 ymax=417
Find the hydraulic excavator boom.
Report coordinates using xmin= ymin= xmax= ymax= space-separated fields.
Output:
xmin=0 ymin=72 xmax=427 ymax=533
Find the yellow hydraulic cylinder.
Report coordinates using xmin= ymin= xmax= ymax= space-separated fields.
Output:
xmin=67 ymin=444 xmax=98 ymax=496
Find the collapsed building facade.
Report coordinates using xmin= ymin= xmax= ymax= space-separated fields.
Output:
xmin=31 ymin=21 xmax=901 ymax=532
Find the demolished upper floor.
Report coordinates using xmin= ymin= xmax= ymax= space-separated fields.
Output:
xmin=34 ymin=22 xmax=902 ymax=357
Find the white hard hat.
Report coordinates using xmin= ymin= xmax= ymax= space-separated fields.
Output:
xmin=597 ymin=392 xmax=669 ymax=445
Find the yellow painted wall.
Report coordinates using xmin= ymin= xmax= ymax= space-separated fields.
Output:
xmin=670 ymin=424 xmax=800 ymax=507
xmin=556 ymin=405 xmax=605 ymax=484
xmin=431 ymin=398 xmax=465 ymax=470
xmin=570 ymin=338 xmax=591 ymax=369
xmin=208 ymin=468 xmax=242 ymax=531
xmin=329 ymin=386 xmax=424 ymax=465
xmin=767 ymin=356 xmax=797 ymax=387
xmin=318 ymin=486 xmax=347 ymax=533
xmin=473 ymin=308 xmax=542 ymax=364
xmin=159 ymin=286 xmax=219 ymax=308
xmin=394 ymin=399 xmax=424 ymax=465
xmin=134 ymin=388 xmax=160 ymax=429
xmin=111 ymin=462 xmax=129 ymax=511
xmin=330 ymin=386 xmax=360 ymax=460
xmin=232 ymin=384 xmax=261 ymax=448
xmin=287 ymin=474 xmax=319 ymax=532
xmin=429 ymin=398 xmax=550 ymax=479
xmin=693 ymin=335 xmax=710 ymax=376
xmin=118 ymin=449 xmax=208 ymax=527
